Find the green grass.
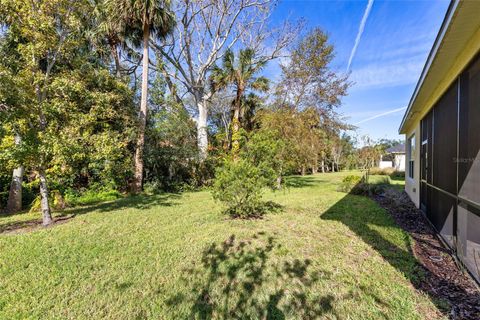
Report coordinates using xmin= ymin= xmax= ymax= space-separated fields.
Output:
xmin=0 ymin=172 xmax=444 ymax=319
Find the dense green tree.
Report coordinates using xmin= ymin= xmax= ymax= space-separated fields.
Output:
xmin=0 ymin=0 xmax=96 ymax=224
xmin=0 ymin=0 xmax=137 ymax=223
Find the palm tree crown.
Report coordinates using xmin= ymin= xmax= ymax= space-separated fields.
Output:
xmin=210 ymin=48 xmax=269 ymax=157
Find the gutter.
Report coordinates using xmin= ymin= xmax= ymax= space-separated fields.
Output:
xmin=398 ymin=0 xmax=459 ymax=134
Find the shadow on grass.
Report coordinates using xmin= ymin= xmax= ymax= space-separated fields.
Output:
xmin=63 ymin=193 xmax=181 ymax=217
xmin=283 ymin=176 xmax=319 ymax=189
xmin=322 ymin=193 xmax=421 ymax=280
xmin=0 ymin=193 xmax=181 ymax=234
xmin=0 ymin=218 xmax=40 ymax=233
xmin=321 ymin=188 xmax=480 ymax=318
xmin=0 ymin=215 xmax=74 ymax=234
xmin=167 ymin=232 xmax=336 ymax=319
xmin=224 ymin=201 xmax=284 ymax=219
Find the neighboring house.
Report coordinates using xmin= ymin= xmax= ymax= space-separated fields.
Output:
xmin=379 ymin=144 xmax=405 ymax=171
xmin=399 ymin=0 xmax=480 ymax=283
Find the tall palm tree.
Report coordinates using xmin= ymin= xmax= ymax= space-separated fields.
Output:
xmin=92 ymin=0 xmax=127 ymax=77
xmin=107 ymin=0 xmax=175 ymax=193
xmin=210 ymin=49 xmax=269 ymax=159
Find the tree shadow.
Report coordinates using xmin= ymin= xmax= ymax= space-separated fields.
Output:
xmin=0 ymin=215 xmax=74 ymax=234
xmin=167 ymin=232 xmax=336 ymax=319
xmin=0 ymin=218 xmax=40 ymax=234
xmin=62 ymin=193 xmax=181 ymax=217
xmin=321 ymin=186 xmax=480 ymax=319
xmin=283 ymin=176 xmax=319 ymax=189
xmin=0 ymin=193 xmax=181 ymax=234
xmin=224 ymin=201 xmax=284 ymax=219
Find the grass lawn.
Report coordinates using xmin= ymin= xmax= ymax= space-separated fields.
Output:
xmin=0 ymin=172 xmax=443 ymax=319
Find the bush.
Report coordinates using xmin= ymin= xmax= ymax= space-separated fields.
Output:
xmin=212 ymin=159 xmax=268 ymax=218
xmin=338 ymin=174 xmax=390 ymax=196
xmin=64 ymin=186 xmax=121 ymax=207
xmin=29 ymin=190 xmax=66 ymax=213
xmin=390 ymin=171 xmax=405 ymax=179
xmin=369 ymin=167 xmax=395 ymax=176
xmin=338 ymin=175 xmax=362 ymax=193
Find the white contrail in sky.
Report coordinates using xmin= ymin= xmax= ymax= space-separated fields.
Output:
xmin=347 ymin=0 xmax=374 ymax=72
xmin=354 ymin=106 xmax=407 ymax=125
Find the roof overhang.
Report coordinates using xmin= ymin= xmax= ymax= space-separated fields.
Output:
xmin=399 ymin=0 xmax=480 ymax=134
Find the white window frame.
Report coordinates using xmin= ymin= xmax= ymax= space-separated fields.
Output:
xmin=408 ymin=134 xmax=415 ymax=179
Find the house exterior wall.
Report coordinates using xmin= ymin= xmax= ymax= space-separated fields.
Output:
xmin=400 ymin=0 xmax=480 ymax=285
xmin=379 ymin=161 xmax=393 ymax=169
xmin=404 ymin=53 xmax=480 ymax=284
xmin=394 ymin=154 xmax=405 ymax=171
xmin=405 ymin=124 xmax=421 ymax=208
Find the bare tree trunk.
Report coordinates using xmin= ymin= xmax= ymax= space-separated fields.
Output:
xmin=312 ymin=154 xmax=318 ymax=174
xmin=110 ymin=43 xmax=121 ymax=78
xmin=7 ymin=166 xmax=24 ymax=213
xmin=133 ymin=24 xmax=150 ymax=193
xmin=7 ymin=134 xmax=23 ymax=213
xmin=38 ymin=168 xmax=52 ymax=226
xmin=197 ymin=97 xmax=209 ymax=161
xmin=276 ymin=176 xmax=282 ymax=189
xmin=230 ymin=87 xmax=243 ymax=161
xmin=321 ymin=160 xmax=325 ymax=173
xmin=331 ymin=162 xmax=335 ymax=172
xmin=301 ymin=165 xmax=306 ymax=176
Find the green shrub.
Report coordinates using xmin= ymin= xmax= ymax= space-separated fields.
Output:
xmin=369 ymin=167 xmax=395 ymax=176
xmin=64 ymin=187 xmax=121 ymax=207
xmin=143 ymin=181 xmax=164 ymax=195
xmin=338 ymin=174 xmax=391 ymax=196
xmin=212 ymin=159 xmax=268 ymax=218
xmin=390 ymin=171 xmax=405 ymax=179
xmin=29 ymin=190 xmax=66 ymax=212
xmin=338 ymin=175 xmax=362 ymax=193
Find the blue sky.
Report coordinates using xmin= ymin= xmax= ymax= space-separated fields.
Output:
xmin=267 ymin=0 xmax=450 ymax=142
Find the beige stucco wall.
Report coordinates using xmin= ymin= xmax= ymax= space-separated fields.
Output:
xmin=405 ymin=123 xmax=421 ymax=208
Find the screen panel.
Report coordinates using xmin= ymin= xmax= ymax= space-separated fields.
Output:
xmin=457 ymin=202 xmax=480 ymax=283
xmin=428 ymin=187 xmax=455 ymax=247
xmin=458 ymin=54 xmax=480 ymax=206
xmin=432 ymin=82 xmax=458 ymax=195
xmin=420 ymin=182 xmax=427 ymax=212
xmin=420 ymin=110 xmax=433 ymax=183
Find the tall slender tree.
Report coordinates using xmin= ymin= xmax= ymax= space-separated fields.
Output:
xmin=107 ymin=0 xmax=175 ymax=193
xmin=6 ymin=133 xmax=23 ymax=213
xmin=210 ymin=49 xmax=268 ymax=159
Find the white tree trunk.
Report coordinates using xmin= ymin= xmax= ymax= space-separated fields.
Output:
xmin=196 ymin=98 xmax=209 ymax=160
xmin=7 ymin=166 xmax=24 ymax=213
xmin=38 ymin=168 xmax=52 ymax=226
xmin=7 ymin=134 xmax=23 ymax=213
xmin=312 ymin=154 xmax=318 ymax=174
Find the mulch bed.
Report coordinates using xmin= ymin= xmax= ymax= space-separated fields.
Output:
xmin=372 ymin=189 xmax=480 ymax=320
xmin=0 ymin=214 xmax=74 ymax=235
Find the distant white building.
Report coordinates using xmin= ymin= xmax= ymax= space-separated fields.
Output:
xmin=379 ymin=144 xmax=405 ymax=171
